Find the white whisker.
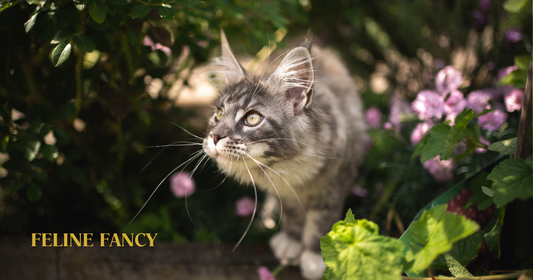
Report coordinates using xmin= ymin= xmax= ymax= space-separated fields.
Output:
xmin=233 ymin=155 xmax=258 ymax=252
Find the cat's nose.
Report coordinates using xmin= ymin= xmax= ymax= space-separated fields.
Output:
xmin=211 ymin=134 xmax=226 ymax=145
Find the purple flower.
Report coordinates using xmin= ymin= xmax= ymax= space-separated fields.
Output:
xmin=236 ymin=196 xmax=255 ymax=216
xmin=467 ymin=90 xmax=491 ymax=114
xmin=411 ymin=90 xmax=444 ymax=120
xmin=497 ymin=66 xmax=518 ymax=80
xmin=257 ymin=266 xmax=276 ymax=280
xmin=351 ymin=185 xmax=368 ymax=197
xmin=423 ymin=156 xmax=456 ymax=183
xmin=365 ymin=106 xmax=382 ymax=128
xmin=170 ymin=172 xmax=195 ymax=197
xmin=473 ymin=10 xmax=487 ymax=27
xmin=505 ymin=28 xmax=523 ymax=43
xmin=475 ymin=137 xmax=491 ymax=153
xmin=504 ymin=88 xmax=524 ymax=112
xmin=436 ymin=66 xmax=464 ymax=95
xmin=444 ymin=90 xmax=467 ymax=124
xmin=478 ymin=109 xmax=507 ymax=130
xmin=411 ymin=122 xmax=432 ymax=145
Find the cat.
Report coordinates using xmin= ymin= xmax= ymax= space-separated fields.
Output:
xmin=202 ymin=30 xmax=368 ymax=280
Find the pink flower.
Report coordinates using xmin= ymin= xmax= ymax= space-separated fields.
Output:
xmin=436 ymin=66 xmax=463 ymax=95
xmin=143 ymin=36 xmax=154 ymax=47
xmin=475 ymin=137 xmax=491 ymax=153
xmin=478 ymin=109 xmax=507 ymax=130
xmin=351 ymin=185 xmax=368 ymax=197
xmin=411 ymin=122 xmax=432 ymax=145
xmin=423 ymin=156 xmax=456 ymax=183
xmin=497 ymin=66 xmax=518 ymax=81
xmin=467 ymin=91 xmax=491 ymax=114
xmin=388 ymin=94 xmax=413 ymax=132
xmin=257 ymin=266 xmax=276 ymax=280
xmin=170 ymin=172 xmax=195 ymax=197
xmin=365 ymin=106 xmax=382 ymax=128
xmin=444 ymin=90 xmax=467 ymax=124
xmin=235 ymin=196 xmax=255 ymax=216
xmin=434 ymin=59 xmax=445 ymax=70
xmin=384 ymin=122 xmax=393 ymax=130
xmin=412 ymin=90 xmax=444 ymax=120
xmin=504 ymin=88 xmax=524 ymax=112
xmin=143 ymin=36 xmax=172 ymax=56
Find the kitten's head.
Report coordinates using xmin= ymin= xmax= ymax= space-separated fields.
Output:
xmin=203 ymin=31 xmax=317 ymax=172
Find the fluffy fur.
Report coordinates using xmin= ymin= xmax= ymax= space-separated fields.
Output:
xmin=203 ymin=31 xmax=368 ymax=280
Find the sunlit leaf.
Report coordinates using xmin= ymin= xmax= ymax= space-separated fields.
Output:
xmin=159 ymin=4 xmax=175 ymax=20
xmin=24 ymin=12 xmax=39 ymax=33
xmin=26 ymin=140 xmax=41 ymax=161
xmin=444 ymin=253 xmax=473 ymax=277
xmin=488 ymin=138 xmax=517 ymax=157
xmin=503 ymin=0 xmax=530 ymax=13
xmin=52 ymin=42 xmax=72 ymax=66
xmin=51 ymin=30 xmax=74 ymax=44
xmin=487 ymin=156 xmax=532 ymax=207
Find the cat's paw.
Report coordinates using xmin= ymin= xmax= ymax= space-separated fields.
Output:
xmin=300 ymin=250 xmax=326 ymax=280
xmin=269 ymin=232 xmax=302 ymax=265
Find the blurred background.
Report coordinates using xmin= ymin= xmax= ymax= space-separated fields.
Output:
xmin=0 ymin=0 xmax=530 ymax=258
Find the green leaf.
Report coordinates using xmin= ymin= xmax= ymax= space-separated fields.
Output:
xmin=42 ymin=145 xmax=59 ymax=162
xmin=487 ymin=156 xmax=533 ymax=207
xmin=465 ymin=171 xmax=493 ymax=210
xmin=1 ymin=135 xmax=9 ymax=151
xmin=26 ymin=140 xmax=41 ymax=161
xmin=24 ymin=12 xmax=39 ymax=33
xmin=51 ymin=30 xmax=74 ymax=44
xmin=321 ymin=214 xmax=405 ymax=280
xmin=403 ymin=205 xmax=480 ymax=273
xmin=75 ymin=34 xmax=95 ymax=52
xmin=0 ymin=1 xmax=18 ymax=13
xmin=444 ymin=110 xmax=474 ymax=159
xmin=420 ymin=124 xmax=450 ymax=163
xmin=411 ymin=133 xmax=430 ymax=160
xmin=515 ymin=54 xmax=531 ymax=70
xmin=444 ymin=253 xmax=473 ymax=277
xmin=89 ymin=0 xmax=107 ymax=23
xmin=27 ymin=183 xmax=42 ymax=201
xmin=73 ymin=0 xmax=87 ymax=10
xmin=498 ymin=69 xmax=527 ymax=88
xmin=159 ymin=4 xmax=175 ymax=19
xmin=432 ymin=230 xmax=485 ymax=270
xmin=481 ymin=187 xmax=494 ymax=197
xmin=503 ymin=0 xmax=530 ymax=13
xmin=484 ymin=207 xmax=505 ymax=258
xmin=488 ymin=138 xmax=517 ymax=156
xmin=344 ymin=208 xmax=356 ymax=224
xmin=131 ymin=5 xmax=149 ymax=18
xmin=52 ymin=42 xmax=72 ymax=66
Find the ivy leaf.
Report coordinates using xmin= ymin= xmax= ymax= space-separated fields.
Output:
xmin=131 ymin=5 xmax=149 ymax=18
xmin=403 ymin=205 xmax=480 ymax=274
xmin=26 ymin=140 xmax=41 ymax=161
xmin=487 ymin=156 xmax=532 ymax=207
xmin=420 ymin=124 xmax=450 ymax=163
xmin=465 ymin=171 xmax=493 ymax=210
xmin=444 ymin=110 xmax=474 ymax=159
xmin=159 ymin=4 xmax=176 ymax=20
xmin=432 ymin=230 xmax=485 ymax=269
xmin=488 ymin=138 xmax=516 ymax=156
xmin=321 ymin=210 xmax=405 ymax=280
xmin=484 ymin=207 xmax=505 ymax=258
xmin=89 ymin=0 xmax=107 ymax=23
xmin=75 ymin=34 xmax=95 ymax=52
xmin=51 ymin=30 xmax=74 ymax=44
xmin=24 ymin=11 xmax=39 ymax=33
xmin=52 ymin=42 xmax=72 ymax=66
xmin=444 ymin=253 xmax=473 ymax=277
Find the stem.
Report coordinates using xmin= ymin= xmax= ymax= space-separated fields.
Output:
xmin=427 ymin=267 xmax=436 ymax=280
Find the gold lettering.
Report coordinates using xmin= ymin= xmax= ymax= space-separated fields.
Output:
xmin=135 ymin=233 xmax=146 ymax=247
xmin=100 ymin=233 xmax=110 ymax=247
xmin=69 ymin=233 xmax=82 ymax=246
xmin=53 ymin=233 xmax=63 ymax=247
xmin=121 ymin=233 xmax=134 ymax=247
xmin=31 ymin=233 xmax=41 ymax=247
xmin=42 ymin=233 xmax=52 ymax=247
xmin=146 ymin=233 xmax=157 ymax=247
xmin=110 ymin=233 xmax=121 ymax=247
xmin=63 ymin=233 xmax=68 ymax=247
xmin=83 ymin=233 xmax=93 ymax=247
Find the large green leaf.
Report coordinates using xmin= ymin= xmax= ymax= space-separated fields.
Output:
xmin=75 ymin=34 xmax=95 ymax=52
xmin=487 ymin=156 xmax=532 ymax=207
xmin=444 ymin=110 xmax=474 ymax=159
xmin=89 ymin=0 xmax=107 ymax=23
xmin=420 ymin=124 xmax=450 ymax=163
xmin=321 ymin=210 xmax=405 ymax=280
xmin=488 ymin=138 xmax=517 ymax=157
xmin=52 ymin=42 xmax=72 ymax=66
xmin=403 ymin=205 xmax=480 ymax=273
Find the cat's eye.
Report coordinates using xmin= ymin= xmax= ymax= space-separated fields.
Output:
xmin=245 ymin=113 xmax=263 ymax=127
xmin=215 ymin=108 xmax=224 ymax=121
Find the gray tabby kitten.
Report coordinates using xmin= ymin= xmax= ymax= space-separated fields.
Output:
xmin=203 ymin=31 xmax=368 ymax=280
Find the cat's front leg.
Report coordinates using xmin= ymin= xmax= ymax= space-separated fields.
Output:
xmin=269 ymin=200 xmax=305 ymax=265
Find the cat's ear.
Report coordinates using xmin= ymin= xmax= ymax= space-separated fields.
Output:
xmin=269 ymin=46 xmax=314 ymax=116
xmin=220 ymin=29 xmax=245 ymax=84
